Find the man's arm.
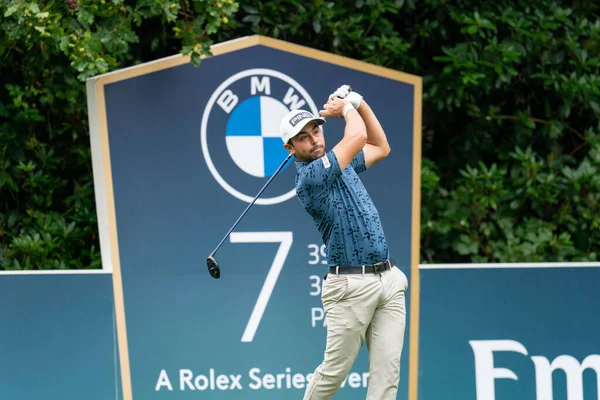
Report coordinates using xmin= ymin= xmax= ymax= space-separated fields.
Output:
xmin=328 ymin=85 xmax=390 ymax=170
xmin=357 ymin=99 xmax=391 ymax=169
xmin=319 ymin=98 xmax=367 ymax=171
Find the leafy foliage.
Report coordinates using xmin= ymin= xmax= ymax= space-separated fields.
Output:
xmin=0 ymin=0 xmax=237 ymax=269
xmin=1 ymin=0 xmax=598 ymax=269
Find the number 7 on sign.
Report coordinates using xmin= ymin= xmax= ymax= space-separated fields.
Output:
xmin=230 ymin=231 xmax=293 ymax=343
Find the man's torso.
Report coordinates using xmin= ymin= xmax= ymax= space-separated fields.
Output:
xmin=295 ymin=150 xmax=388 ymax=266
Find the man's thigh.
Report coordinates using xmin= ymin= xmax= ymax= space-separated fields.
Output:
xmin=303 ymin=274 xmax=380 ymax=399
xmin=365 ymin=268 xmax=408 ymax=399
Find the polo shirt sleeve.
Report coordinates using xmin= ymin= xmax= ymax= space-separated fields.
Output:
xmin=297 ymin=151 xmax=342 ymax=195
xmin=349 ymin=149 xmax=367 ymax=174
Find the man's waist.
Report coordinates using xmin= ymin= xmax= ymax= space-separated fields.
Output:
xmin=328 ymin=258 xmax=395 ymax=275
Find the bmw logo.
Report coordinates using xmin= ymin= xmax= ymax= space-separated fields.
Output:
xmin=200 ymin=68 xmax=321 ymax=205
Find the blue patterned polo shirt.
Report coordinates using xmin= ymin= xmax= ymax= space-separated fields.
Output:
xmin=294 ymin=149 xmax=389 ymax=267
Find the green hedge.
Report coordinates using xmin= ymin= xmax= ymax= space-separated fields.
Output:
xmin=1 ymin=0 xmax=598 ymax=270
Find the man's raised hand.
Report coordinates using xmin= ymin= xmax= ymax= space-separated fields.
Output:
xmin=328 ymin=84 xmax=363 ymax=110
xmin=319 ymin=98 xmax=352 ymax=119
xmin=328 ymin=84 xmax=352 ymax=101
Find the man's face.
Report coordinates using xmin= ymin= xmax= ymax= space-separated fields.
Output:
xmin=284 ymin=122 xmax=326 ymax=162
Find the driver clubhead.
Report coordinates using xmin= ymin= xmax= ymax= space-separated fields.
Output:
xmin=207 ymin=256 xmax=220 ymax=279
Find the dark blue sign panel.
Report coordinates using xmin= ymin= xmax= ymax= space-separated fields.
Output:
xmin=418 ymin=265 xmax=600 ymax=400
xmin=86 ymin=36 xmax=422 ymax=399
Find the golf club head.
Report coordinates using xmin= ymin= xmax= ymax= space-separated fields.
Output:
xmin=207 ymin=256 xmax=220 ymax=279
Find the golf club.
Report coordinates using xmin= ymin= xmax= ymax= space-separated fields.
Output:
xmin=207 ymin=152 xmax=294 ymax=279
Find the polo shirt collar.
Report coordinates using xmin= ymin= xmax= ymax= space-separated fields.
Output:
xmin=295 ymin=159 xmax=311 ymax=170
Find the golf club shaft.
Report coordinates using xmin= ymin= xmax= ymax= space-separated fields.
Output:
xmin=209 ymin=153 xmax=294 ymax=256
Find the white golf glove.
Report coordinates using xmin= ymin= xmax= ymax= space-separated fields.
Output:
xmin=328 ymin=84 xmax=351 ymax=100
xmin=328 ymin=84 xmax=363 ymax=110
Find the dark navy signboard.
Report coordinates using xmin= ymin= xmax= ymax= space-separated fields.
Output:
xmin=91 ymin=36 xmax=421 ymax=399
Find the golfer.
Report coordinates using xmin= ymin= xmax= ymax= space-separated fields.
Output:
xmin=279 ymin=85 xmax=408 ymax=400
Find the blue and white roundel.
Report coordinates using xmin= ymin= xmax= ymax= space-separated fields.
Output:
xmin=225 ymin=96 xmax=291 ymax=178
xmin=200 ymin=68 xmax=321 ymax=205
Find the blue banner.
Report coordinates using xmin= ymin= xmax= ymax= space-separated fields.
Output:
xmin=418 ymin=265 xmax=600 ymax=400
xmin=0 ymin=273 xmax=119 ymax=400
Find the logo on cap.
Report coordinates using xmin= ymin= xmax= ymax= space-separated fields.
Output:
xmin=200 ymin=68 xmax=320 ymax=205
xmin=289 ymin=111 xmax=315 ymax=127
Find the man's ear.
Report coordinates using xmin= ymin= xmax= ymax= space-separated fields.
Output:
xmin=284 ymin=143 xmax=294 ymax=154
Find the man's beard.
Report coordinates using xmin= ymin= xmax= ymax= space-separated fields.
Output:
xmin=310 ymin=146 xmax=325 ymax=159
xmin=294 ymin=146 xmax=324 ymax=162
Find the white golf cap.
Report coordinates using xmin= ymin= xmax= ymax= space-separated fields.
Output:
xmin=280 ymin=109 xmax=326 ymax=144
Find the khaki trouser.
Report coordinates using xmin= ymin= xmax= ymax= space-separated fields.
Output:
xmin=303 ymin=265 xmax=408 ymax=400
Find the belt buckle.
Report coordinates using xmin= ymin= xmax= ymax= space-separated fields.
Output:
xmin=373 ymin=263 xmax=380 ymax=274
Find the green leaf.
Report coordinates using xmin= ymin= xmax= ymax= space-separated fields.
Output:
xmin=559 ymin=103 xmax=571 ymax=118
xmin=4 ymin=4 xmax=18 ymax=17
xmin=241 ymin=5 xmax=258 ymax=14
xmin=524 ymin=119 xmax=535 ymax=129
xmin=454 ymin=235 xmax=479 ymax=255
xmin=313 ymin=19 xmax=321 ymax=34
